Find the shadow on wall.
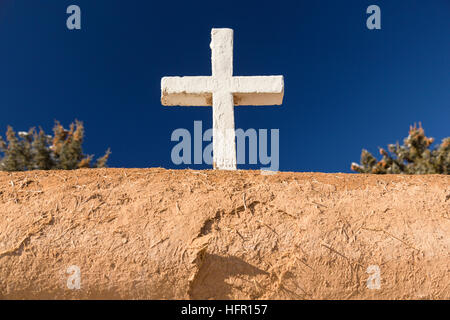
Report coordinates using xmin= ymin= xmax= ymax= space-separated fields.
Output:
xmin=189 ymin=253 xmax=270 ymax=299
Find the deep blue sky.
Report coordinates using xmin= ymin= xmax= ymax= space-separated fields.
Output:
xmin=0 ymin=0 xmax=449 ymax=172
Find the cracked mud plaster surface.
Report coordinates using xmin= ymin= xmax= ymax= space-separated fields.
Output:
xmin=0 ymin=168 xmax=449 ymax=299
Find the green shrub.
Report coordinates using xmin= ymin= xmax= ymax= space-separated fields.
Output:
xmin=0 ymin=120 xmax=110 ymax=171
xmin=351 ymin=123 xmax=449 ymax=174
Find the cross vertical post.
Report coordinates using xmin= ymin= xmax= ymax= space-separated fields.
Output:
xmin=211 ymin=29 xmax=236 ymax=170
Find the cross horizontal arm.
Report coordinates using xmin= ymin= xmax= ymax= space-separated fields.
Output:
xmin=232 ymin=76 xmax=284 ymax=106
xmin=161 ymin=75 xmax=284 ymax=106
xmin=161 ymin=76 xmax=213 ymax=106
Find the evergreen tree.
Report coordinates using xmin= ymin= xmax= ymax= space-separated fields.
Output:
xmin=18 ymin=128 xmax=34 ymax=170
xmin=0 ymin=120 xmax=110 ymax=171
xmin=1 ymin=127 xmax=24 ymax=171
xmin=32 ymin=128 xmax=53 ymax=170
xmin=95 ymin=148 xmax=111 ymax=168
xmin=58 ymin=121 xmax=83 ymax=170
xmin=351 ymin=124 xmax=449 ymax=174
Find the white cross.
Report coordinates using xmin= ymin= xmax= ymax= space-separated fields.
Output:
xmin=161 ymin=28 xmax=284 ymax=170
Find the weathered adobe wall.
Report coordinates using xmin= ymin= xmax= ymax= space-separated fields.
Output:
xmin=0 ymin=168 xmax=448 ymax=299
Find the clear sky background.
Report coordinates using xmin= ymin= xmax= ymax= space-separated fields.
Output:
xmin=0 ymin=0 xmax=448 ymax=172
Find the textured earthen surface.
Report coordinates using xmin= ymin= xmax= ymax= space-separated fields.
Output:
xmin=0 ymin=168 xmax=448 ymax=299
